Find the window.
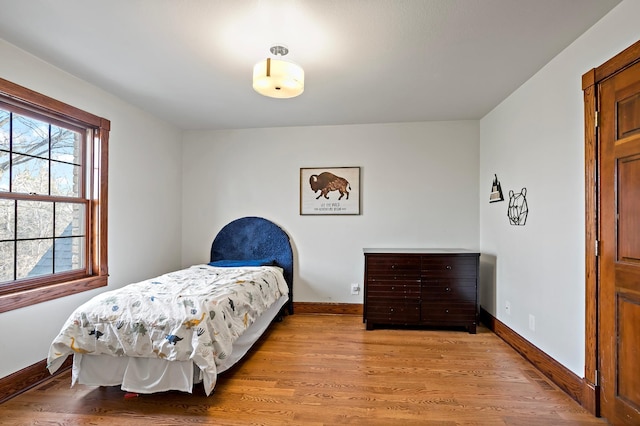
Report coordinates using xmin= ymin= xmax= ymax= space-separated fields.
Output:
xmin=0 ymin=78 xmax=109 ymax=313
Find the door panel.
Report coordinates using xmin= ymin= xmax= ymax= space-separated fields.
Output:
xmin=617 ymin=92 xmax=640 ymax=139
xmin=618 ymin=153 xmax=640 ymax=262
xmin=599 ymin=59 xmax=640 ymax=425
xmin=617 ymin=292 xmax=640 ymax=412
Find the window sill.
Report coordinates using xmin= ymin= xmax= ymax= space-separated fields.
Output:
xmin=0 ymin=275 xmax=107 ymax=313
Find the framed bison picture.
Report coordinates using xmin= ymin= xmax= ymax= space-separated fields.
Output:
xmin=300 ymin=167 xmax=361 ymax=215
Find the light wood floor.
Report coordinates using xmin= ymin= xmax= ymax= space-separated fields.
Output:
xmin=1 ymin=314 xmax=607 ymax=425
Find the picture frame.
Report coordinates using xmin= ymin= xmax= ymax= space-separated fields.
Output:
xmin=300 ymin=167 xmax=361 ymax=215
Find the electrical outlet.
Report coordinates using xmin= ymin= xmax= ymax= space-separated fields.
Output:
xmin=505 ymin=301 xmax=511 ymax=315
xmin=529 ymin=314 xmax=535 ymax=332
xmin=351 ymin=283 xmax=360 ymax=295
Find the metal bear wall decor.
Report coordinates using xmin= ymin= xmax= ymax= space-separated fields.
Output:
xmin=507 ymin=188 xmax=528 ymax=226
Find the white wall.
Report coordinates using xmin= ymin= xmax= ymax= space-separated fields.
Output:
xmin=479 ymin=0 xmax=640 ymax=376
xmin=182 ymin=121 xmax=479 ymax=303
xmin=0 ymin=40 xmax=183 ymax=378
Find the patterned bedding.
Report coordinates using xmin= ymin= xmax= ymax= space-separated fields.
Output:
xmin=47 ymin=265 xmax=289 ymax=395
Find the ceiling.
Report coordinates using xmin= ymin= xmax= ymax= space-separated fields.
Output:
xmin=0 ymin=0 xmax=621 ymax=131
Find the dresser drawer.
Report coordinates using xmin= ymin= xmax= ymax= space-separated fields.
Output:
xmin=367 ymin=280 xmax=421 ymax=297
xmin=421 ymin=256 xmax=477 ymax=278
xmin=367 ymin=300 xmax=421 ymax=324
xmin=420 ymin=301 xmax=476 ymax=323
xmin=366 ymin=255 xmax=421 ymax=278
xmin=420 ymin=280 xmax=477 ymax=303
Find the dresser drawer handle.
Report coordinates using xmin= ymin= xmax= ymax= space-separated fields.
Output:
xmin=391 ymin=264 xmax=396 ymax=269
xmin=445 ymin=287 xmax=450 ymax=292
xmin=445 ymin=309 xmax=449 ymax=313
xmin=446 ymin=265 xmax=452 ymax=270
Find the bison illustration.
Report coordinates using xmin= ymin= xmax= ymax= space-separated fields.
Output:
xmin=309 ymin=172 xmax=351 ymax=200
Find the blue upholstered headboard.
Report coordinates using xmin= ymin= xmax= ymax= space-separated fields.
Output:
xmin=210 ymin=216 xmax=293 ymax=315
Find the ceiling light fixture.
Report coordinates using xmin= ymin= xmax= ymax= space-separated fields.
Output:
xmin=253 ymin=45 xmax=304 ymax=98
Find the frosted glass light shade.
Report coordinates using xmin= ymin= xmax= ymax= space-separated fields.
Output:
xmin=253 ymin=58 xmax=304 ymax=98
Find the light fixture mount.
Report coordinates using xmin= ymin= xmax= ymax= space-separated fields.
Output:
xmin=270 ymin=45 xmax=289 ymax=56
xmin=253 ymin=45 xmax=304 ymax=99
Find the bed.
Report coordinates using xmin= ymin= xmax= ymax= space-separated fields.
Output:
xmin=47 ymin=216 xmax=294 ymax=396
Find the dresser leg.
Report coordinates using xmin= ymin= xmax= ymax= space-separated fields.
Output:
xmin=468 ymin=324 xmax=477 ymax=334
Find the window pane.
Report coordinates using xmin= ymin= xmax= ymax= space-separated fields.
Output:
xmin=17 ymin=200 xmax=53 ymax=239
xmin=51 ymin=161 xmax=81 ymax=197
xmin=51 ymin=125 xmax=81 ymax=164
xmin=0 ymin=79 xmax=108 ymax=312
xmin=17 ymin=239 xmax=53 ymax=279
xmin=0 ymin=241 xmax=14 ymax=283
xmin=0 ymin=199 xmax=15 ymax=240
xmin=0 ymin=108 xmax=9 ymax=150
xmin=12 ymin=113 xmax=49 ymax=158
xmin=0 ymin=150 xmax=8 ymax=192
xmin=54 ymin=236 xmax=84 ymax=273
xmin=12 ymin=154 xmax=49 ymax=195
xmin=55 ymin=202 xmax=85 ymax=237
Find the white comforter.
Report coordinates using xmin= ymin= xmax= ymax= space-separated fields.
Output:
xmin=47 ymin=265 xmax=289 ymax=395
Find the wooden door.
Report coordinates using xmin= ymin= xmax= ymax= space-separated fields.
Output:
xmin=599 ymin=59 xmax=640 ymax=425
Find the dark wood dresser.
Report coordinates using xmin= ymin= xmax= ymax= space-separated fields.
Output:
xmin=363 ymin=249 xmax=480 ymax=333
